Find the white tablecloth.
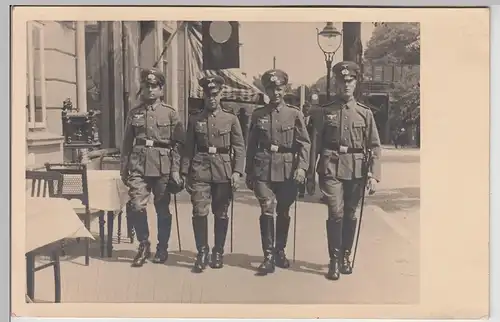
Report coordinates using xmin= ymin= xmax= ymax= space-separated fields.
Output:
xmin=26 ymin=197 xmax=94 ymax=253
xmin=85 ymin=170 xmax=130 ymax=212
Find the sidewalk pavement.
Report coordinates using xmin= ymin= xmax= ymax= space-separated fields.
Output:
xmin=32 ymin=192 xmax=419 ymax=304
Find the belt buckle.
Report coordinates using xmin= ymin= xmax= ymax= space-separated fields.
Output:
xmin=270 ymin=144 xmax=279 ymax=152
xmin=208 ymin=146 xmax=217 ymax=154
xmin=339 ymin=145 xmax=348 ymax=153
xmin=145 ymin=139 xmax=154 ymax=147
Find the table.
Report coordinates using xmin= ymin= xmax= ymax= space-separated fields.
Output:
xmin=26 ymin=196 xmax=94 ymax=302
xmin=86 ymin=170 xmax=130 ymax=257
xmin=26 ymin=197 xmax=94 ymax=253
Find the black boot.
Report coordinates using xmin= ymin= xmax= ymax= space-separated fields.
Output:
xmin=275 ymin=214 xmax=291 ymax=268
xmin=153 ymin=212 xmax=172 ymax=264
xmin=325 ymin=218 xmax=342 ymax=280
xmin=192 ymin=216 xmax=210 ymax=273
xmin=257 ymin=215 xmax=275 ymax=275
xmin=340 ymin=218 xmax=358 ymax=274
xmin=211 ymin=216 xmax=229 ymax=269
xmin=131 ymin=210 xmax=151 ymax=267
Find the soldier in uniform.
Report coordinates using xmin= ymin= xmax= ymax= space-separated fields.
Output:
xmin=181 ymin=75 xmax=245 ymax=273
xmin=120 ymin=67 xmax=185 ymax=267
xmin=245 ymin=69 xmax=311 ymax=275
xmin=306 ymin=61 xmax=381 ymax=280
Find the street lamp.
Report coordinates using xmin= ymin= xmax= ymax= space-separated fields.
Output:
xmin=316 ymin=22 xmax=342 ymax=101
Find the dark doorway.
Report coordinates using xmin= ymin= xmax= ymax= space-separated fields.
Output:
xmin=364 ymin=94 xmax=390 ymax=144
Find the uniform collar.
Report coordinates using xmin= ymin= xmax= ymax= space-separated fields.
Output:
xmin=203 ymin=106 xmax=221 ymax=117
xmin=267 ymin=100 xmax=286 ymax=112
xmin=144 ymin=99 xmax=162 ymax=111
xmin=345 ymin=98 xmax=357 ymax=109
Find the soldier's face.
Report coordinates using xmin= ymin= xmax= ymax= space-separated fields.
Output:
xmin=336 ymin=77 xmax=357 ymax=99
xmin=203 ymin=90 xmax=221 ymax=111
xmin=265 ymin=85 xmax=285 ymax=104
xmin=142 ymin=82 xmax=163 ymax=101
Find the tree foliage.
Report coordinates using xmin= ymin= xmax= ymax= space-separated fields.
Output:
xmin=365 ymin=22 xmax=420 ymax=65
xmin=364 ymin=22 xmax=420 ymax=129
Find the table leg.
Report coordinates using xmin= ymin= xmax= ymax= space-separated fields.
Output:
xmin=99 ymin=212 xmax=105 ymax=258
xmin=26 ymin=253 xmax=35 ymax=301
xmin=117 ymin=211 xmax=122 ymax=244
xmin=52 ymin=251 xmax=61 ymax=303
xmin=107 ymin=211 xmax=114 ymax=257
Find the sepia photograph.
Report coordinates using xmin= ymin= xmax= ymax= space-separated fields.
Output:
xmin=12 ymin=6 xmax=489 ymax=320
xmin=23 ymin=18 xmax=420 ymax=304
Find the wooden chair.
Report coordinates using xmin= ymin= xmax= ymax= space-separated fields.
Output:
xmin=25 ymin=170 xmax=64 ymax=303
xmin=44 ymin=162 xmax=101 ymax=266
xmin=99 ymin=151 xmax=135 ymax=244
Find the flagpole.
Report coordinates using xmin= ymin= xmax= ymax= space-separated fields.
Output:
xmin=183 ymin=21 xmax=190 ymax=128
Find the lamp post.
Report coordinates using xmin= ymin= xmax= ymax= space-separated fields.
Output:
xmin=316 ymin=22 xmax=342 ymax=102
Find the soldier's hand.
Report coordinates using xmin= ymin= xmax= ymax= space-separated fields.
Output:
xmin=120 ymin=170 xmax=129 ymax=185
xmin=306 ymin=177 xmax=316 ymax=196
xmin=367 ymin=178 xmax=377 ymax=195
xmin=182 ymin=174 xmax=193 ymax=194
xmin=293 ymin=168 xmax=306 ymax=184
xmin=171 ymin=171 xmax=183 ymax=185
xmin=231 ymin=173 xmax=241 ymax=191
xmin=245 ymin=177 xmax=254 ymax=191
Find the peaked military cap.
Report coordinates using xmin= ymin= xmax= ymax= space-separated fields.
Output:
xmin=332 ymin=61 xmax=360 ymax=80
xmin=140 ymin=67 xmax=165 ymax=86
xmin=199 ymin=75 xmax=225 ymax=94
xmin=261 ymin=69 xmax=288 ymax=88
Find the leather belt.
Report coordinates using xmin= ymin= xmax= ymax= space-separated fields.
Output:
xmin=324 ymin=143 xmax=364 ymax=154
xmin=197 ymin=146 xmax=230 ymax=154
xmin=259 ymin=144 xmax=295 ymax=153
xmin=135 ymin=138 xmax=173 ymax=149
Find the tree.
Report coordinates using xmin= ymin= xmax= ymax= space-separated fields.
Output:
xmin=312 ymin=75 xmax=335 ymax=97
xmin=364 ymin=22 xmax=420 ymax=133
xmin=364 ymin=22 xmax=420 ymax=65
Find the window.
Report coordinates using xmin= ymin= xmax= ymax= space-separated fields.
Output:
xmin=26 ymin=21 xmax=46 ymax=129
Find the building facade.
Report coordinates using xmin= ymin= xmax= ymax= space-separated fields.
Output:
xmin=25 ymin=20 xmax=187 ymax=169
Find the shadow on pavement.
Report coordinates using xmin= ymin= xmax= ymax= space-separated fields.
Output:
xmin=164 ymin=250 xmax=328 ymax=277
xmin=296 ymin=186 xmax=420 ymax=214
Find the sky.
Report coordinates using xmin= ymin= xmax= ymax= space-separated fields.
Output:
xmin=238 ymin=22 xmax=375 ymax=86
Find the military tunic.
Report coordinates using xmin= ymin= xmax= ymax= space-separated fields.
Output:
xmin=121 ymin=100 xmax=185 ymax=212
xmin=181 ymin=106 xmax=245 ymax=218
xmin=245 ymin=102 xmax=311 ymax=216
xmin=308 ymin=96 xmax=381 ymax=219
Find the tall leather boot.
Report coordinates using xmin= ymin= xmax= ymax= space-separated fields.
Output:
xmin=192 ymin=216 xmax=210 ymax=273
xmin=152 ymin=212 xmax=172 ymax=264
xmin=341 ymin=217 xmax=358 ymax=274
xmin=210 ymin=216 xmax=229 ymax=269
xmin=275 ymin=214 xmax=291 ymax=268
xmin=257 ymin=215 xmax=275 ymax=275
xmin=325 ymin=217 xmax=342 ymax=280
xmin=131 ymin=209 xmax=151 ymax=267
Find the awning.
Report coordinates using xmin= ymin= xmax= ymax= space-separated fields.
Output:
xmin=186 ymin=22 xmax=264 ymax=104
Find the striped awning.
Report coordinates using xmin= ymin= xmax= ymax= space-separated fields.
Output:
xmin=186 ymin=22 xmax=264 ymax=104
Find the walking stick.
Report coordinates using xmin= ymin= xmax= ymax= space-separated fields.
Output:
xmin=230 ymin=191 xmax=234 ymax=253
xmin=352 ymin=148 xmax=373 ymax=268
xmin=292 ymin=188 xmax=298 ymax=263
xmin=229 ymin=147 xmax=235 ymax=253
xmin=173 ymin=193 xmax=182 ymax=252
